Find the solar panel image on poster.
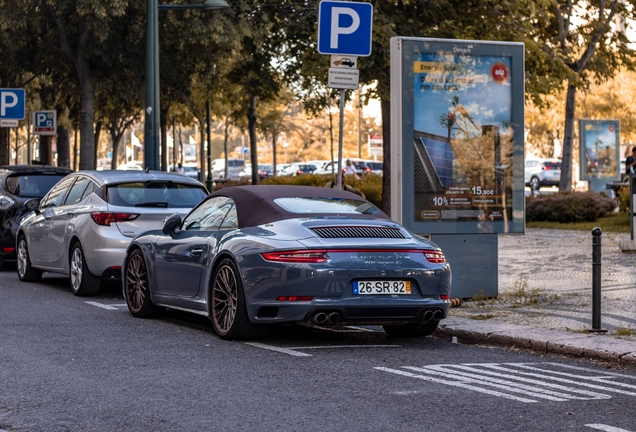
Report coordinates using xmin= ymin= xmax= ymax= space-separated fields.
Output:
xmin=419 ymin=136 xmax=458 ymax=187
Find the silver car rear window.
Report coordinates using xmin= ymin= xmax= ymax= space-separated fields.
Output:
xmin=274 ymin=197 xmax=379 ymax=215
xmin=106 ymin=182 xmax=207 ymax=208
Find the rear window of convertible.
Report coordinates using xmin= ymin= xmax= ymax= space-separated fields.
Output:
xmin=106 ymin=182 xmax=207 ymax=208
xmin=273 ymin=197 xmax=379 ymax=215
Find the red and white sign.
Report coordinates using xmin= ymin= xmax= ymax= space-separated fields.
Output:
xmin=368 ymin=135 xmax=383 ymax=156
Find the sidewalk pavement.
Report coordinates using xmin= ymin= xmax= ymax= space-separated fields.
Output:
xmin=433 ymin=228 xmax=636 ymax=366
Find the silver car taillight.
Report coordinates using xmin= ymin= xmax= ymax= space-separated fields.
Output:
xmin=91 ymin=212 xmax=139 ymax=226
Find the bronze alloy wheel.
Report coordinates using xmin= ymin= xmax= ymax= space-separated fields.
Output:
xmin=211 ymin=263 xmax=238 ymax=335
xmin=126 ymin=250 xmax=148 ymax=314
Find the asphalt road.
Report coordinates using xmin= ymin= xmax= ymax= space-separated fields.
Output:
xmin=1 ymin=264 xmax=635 ymax=432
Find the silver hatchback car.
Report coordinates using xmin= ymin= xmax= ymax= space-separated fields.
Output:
xmin=16 ymin=170 xmax=207 ymax=296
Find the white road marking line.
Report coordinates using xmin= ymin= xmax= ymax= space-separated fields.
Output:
xmin=375 ymin=367 xmax=537 ymax=403
xmin=343 ymin=326 xmax=381 ymax=332
xmin=585 ymin=424 xmax=632 ymax=432
xmin=290 ymin=345 xmax=400 ymax=350
xmin=542 ymin=363 xmax=636 ymax=380
xmin=506 ymin=364 xmax=636 ymax=389
xmin=436 ymin=364 xmax=610 ymax=400
xmin=405 ymin=365 xmax=601 ymax=401
xmin=244 ymin=342 xmax=312 ymax=357
xmin=85 ymin=301 xmax=119 ymax=310
xmin=476 ymin=364 xmax=636 ymax=397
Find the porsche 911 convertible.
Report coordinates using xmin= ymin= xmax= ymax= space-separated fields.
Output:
xmin=122 ymin=185 xmax=452 ymax=340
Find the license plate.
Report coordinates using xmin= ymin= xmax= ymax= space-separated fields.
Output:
xmin=353 ymin=280 xmax=411 ymax=295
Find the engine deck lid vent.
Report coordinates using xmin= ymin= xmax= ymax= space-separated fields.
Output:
xmin=310 ymin=226 xmax=406 ymax=239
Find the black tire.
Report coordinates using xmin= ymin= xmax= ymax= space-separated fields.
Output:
xmin=530 ymin=176 xmax=541 ymax=191
xmin=210 ymin=258 xmax=267 ymax=340
xmin=16 ymin=235 xmax=42 ymax=282
xmin=124 ymin=249 xmax=164 ymax=317
xmin=0 ymin=254 xmax=4 ymax=271
xmin=69 ymin=242 xmax=101 ymax=296
xmin=383 ymin=320 xmax=439 ymax=337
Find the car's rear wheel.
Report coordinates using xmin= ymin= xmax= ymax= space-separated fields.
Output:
xmin=383 ymin=319 xmax=439 ymax=337
xmin=16 ymin=235 xmax=42 ymax=282
xmin=69 ymin=243 xmax=101 ymax=296
xmin=211 ymin=258 xmax=266 ymax=340
xmin=530 ymin=176 xmax=541 ymax=191
xmin=125 ymin=249 xmax=163 ymax=317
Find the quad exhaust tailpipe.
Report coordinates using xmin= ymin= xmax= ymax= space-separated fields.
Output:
xmin=432 ymin=310 xmax=442 ymax=321
xmin=423 ymin=310 xmax=434 ymax=321
xmin=312 ymin=311 xmax=340 ymax=325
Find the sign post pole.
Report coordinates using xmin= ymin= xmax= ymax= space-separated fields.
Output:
xmin=337 ymin=89 xmax=345 ymax=189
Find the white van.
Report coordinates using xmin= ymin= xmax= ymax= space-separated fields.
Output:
xmin=211 ymin=158 xmax=246 ymax=182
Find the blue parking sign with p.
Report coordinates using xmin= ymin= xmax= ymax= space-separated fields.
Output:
xmin=0 ymin=88 xmax=25 ymax=120
xmin=318 ymin=1 xmax=373 ymax=56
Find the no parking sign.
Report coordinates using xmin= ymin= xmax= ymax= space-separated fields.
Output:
xmin=33 ymin=110 xmax=57 ymax=135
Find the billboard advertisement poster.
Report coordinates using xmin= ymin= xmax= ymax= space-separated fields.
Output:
xmin=578 ymin=119 xmax=620 ymax=182
xmin=390 ymin=38 xmax=525 ymax=234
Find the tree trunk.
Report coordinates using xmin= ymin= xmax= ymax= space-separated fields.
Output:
xmin=0 ymin=128 xmax=10 ymax=165
xmin=160 ymin=105 xmax=169 ymax=172
xmin=559 ymin=82 xmax=577 ymax=192
xmin=39 ymin=136 xmax=52 ymax=165
xmin=110 ymin=127 xmax=122 ymax=170
xmin=77 ymin=56 xmax=95 ymax=170
xmin=94 ymin=121 xmax=102 ymax=170
xmin=248 ymin=96 xmax=258 ymax=185
xmin=199 ymin=118 xmax=206 ymax=183
xmin=272 ymin=133 xmax=277 ymax=177
xmin=57 ymin=125 xmax=71 ymax=168
xmin=223 ymin=118 xmax=230 ymax=179
xmin=380 ymin=97 xmax=391 ymax=216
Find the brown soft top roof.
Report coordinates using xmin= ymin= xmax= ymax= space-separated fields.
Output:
xmin=208 ymin=185 xmax=388 ymax=228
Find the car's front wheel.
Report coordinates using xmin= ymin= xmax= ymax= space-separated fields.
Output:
xmin=383 ymin=319 xmax=439 ymax=337
xmin=210 ymin=259 xmax=266 ymax=340
xmin=530 ymin=176 xmax=541 ymax=191
xmin=16 ymin=235 xmax=42 ymax=282
xmin=69 ymin=242 xmax=101 ymax=296
xmin=124 ymin=249 xmax=163 ymax=317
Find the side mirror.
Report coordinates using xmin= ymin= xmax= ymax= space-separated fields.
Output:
xmin=25 ymin=198 xmax=40 ymax=210
xmin=162 ymin=213 xmax=182 ymax=235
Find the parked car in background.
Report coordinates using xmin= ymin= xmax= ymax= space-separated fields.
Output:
xmin=525 ymin=158 xmax=561 ymax=190
xmin=316 ymin=159 xmax=371 ymax=176
xmin=363 ymin=160 xmax=383 ymax=175
xmin=122 ymin=185 xmax=451 ymax=340
xmin=16 ymin=170 xmax=208 ymax=296
xmin=211 ymin=158 xmax=246 ymax=182
xmin=182 ymin=164 xmax=199 ymax=180
xmin=282 ymin=163 xmax=318 ymax=176
xmin=238 ymin=164 xmax=274 ymax=180
xmin=276 ymin=163 xmax=291 ymax=176
xmin=0 ymin=166 xmax=73 ymax=270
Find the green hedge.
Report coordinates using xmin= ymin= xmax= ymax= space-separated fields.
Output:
xmin=526 ymin=192 xmax=616 ymax=223
xmin=211 ymin=174 xmax=383 ymax=209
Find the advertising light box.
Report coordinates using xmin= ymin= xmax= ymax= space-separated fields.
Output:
xmin=390 ymin=38 xmax=525 ymax=234
xmin=579 ymin=119 xmax=620 ymax=182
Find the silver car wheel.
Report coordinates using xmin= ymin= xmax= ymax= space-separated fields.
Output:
xmin=212 ymin=265 xmax=238 ymax=334
xmin=17 ymin=238 xmax=27 ymax=278
xmin=70 ymin=247 xmax=83 ymax=292
xmin=126 ymin=252 xmax=147 ymax=313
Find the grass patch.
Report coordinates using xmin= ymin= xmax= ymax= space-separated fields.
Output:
xmin=616 ymin=327 xmax=636 ymax=336
xmin=469 ymin=314 xmax=496 ymax=320
xmin=527 ymin=212 xmax=629 ymax=233
xmin=565 ymin=327 xmax=590 ymax=334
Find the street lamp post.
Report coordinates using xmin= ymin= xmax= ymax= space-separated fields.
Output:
xmin=144 ymin=0 xmax=229 ymax=171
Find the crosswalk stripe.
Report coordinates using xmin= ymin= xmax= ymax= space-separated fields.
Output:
xmin=436 ymin=364 xmax=610 ymax=399
xmin=585 ymin=424 xmax=632 ymax=432
xmin=509 ymin=363 xmax=636 ymax=390
xmin=405 ymin=365 xmax=603 ymax=401
xmin=374 ymin=367 xmax=538 ymax=403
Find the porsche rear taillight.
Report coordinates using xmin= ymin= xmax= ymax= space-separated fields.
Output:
xmin=423 ymin=249 xmax=446 ymax=263
xmin=261 ymin=250 xmax=329 ymax=263
xmin=91 ymin=212 xmax=139 ymax=226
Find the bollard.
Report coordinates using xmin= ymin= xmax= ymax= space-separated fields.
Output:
xmin=590 ymin=227 xmax=607 ymax=333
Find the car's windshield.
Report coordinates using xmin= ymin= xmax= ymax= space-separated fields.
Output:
xmin=5 ymin=173 xmax=69 ymax=198
xmin=274 ymin=197 xmax=380 ymax=215
xmin=106 ymin=181 xmax=207 ymax=208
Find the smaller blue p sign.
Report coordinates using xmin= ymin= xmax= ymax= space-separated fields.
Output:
xmin=33 ymin=110 xmax=57 ymax=135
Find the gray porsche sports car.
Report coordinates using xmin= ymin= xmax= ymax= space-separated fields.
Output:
xmin=122 ymin=185 xmax=451 ymax=340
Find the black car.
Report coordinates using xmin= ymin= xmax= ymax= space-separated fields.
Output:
xmin=0 ymin=165 xmax=73 ymax=269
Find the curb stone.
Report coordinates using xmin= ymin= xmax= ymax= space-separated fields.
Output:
xmin=433 ymin=317 xmax=636 ymax=366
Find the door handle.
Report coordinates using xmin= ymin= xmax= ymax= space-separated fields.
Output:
xmin=66 ymin=212 xmax=75 ymax=217
xmin=190 ymin=248 xmax=203 ymax=257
